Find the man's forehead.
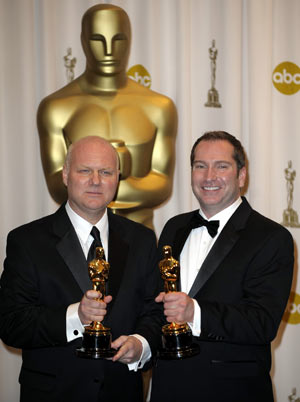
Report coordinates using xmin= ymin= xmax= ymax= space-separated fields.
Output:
xmin=193 ymin=159 xmax=234 ymax=165
xmin=196 ymin=140 xmax=234 ymax=155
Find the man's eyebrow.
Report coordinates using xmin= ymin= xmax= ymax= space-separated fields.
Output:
xmin=193 ymin=160 xmax=232 ymax=163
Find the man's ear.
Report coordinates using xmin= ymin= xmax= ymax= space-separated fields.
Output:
xmin=62 ymin=165 xmax=68 ymax=186
xmin=238 ymin=166 xmax=247 ymax=188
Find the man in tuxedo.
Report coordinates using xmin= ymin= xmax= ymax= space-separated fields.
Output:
xmin=0 ymin=136 xmax=161 ymax=402
xmin=151 ymin=131 xmax=294 ymax=402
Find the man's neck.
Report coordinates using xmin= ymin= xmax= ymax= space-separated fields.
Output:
xmin=200 ymin=197 xmax=242 ymax=220
xmin=67 ymin=201 xmax=105 ymax=225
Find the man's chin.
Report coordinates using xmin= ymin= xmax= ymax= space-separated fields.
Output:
xmin=199 ymin=193 xmax=221 ymax=205
xmin=83 ymin=197 xmax=106 ymax=210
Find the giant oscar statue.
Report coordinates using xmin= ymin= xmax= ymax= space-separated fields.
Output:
xmin=37 ymin=3 xmax=177 ymax=229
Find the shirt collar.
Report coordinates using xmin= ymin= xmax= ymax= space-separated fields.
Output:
xmin=199 ymin=197 xmax=242 ymax=230
xmin=65 ymin=202 xmax=109 ymax=245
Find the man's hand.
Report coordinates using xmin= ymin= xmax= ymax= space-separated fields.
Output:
xmin=111 ymin=336 xmax=142 ymax=364
xmin=155 ymin=291 xmax=194 ymax=324
xmin=78 ymin=290 xmax=112 ymax=325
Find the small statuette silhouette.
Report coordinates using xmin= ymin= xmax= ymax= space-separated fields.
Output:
xmin=205 ymin=39 xmax=221 ymax=108
xmin=77 ymin=247 xmax=115 ymax=359
xmin=288 ymin=388 xmax=300 ymax=402
xmin=158 ymin=245 xmax=200 ymax=359
xmin=282 ymin=161 xmax=300 ymax=227
xmin=63 ymin=47 xmax=77 ymax=83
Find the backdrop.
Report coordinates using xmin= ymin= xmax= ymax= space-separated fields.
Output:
xmin=1 ymin=0 xmax=300 ymax=400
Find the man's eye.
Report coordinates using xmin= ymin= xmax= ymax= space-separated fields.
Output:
xmin=79 ymin=169 xmax=90 ymax=174
xmin=100 ymin=170 xmax=113 ymax=176
xmin=218 ymin=164 xmax=229 ymax=169
xmin=193 ymin=164 xmax=205 ymax=169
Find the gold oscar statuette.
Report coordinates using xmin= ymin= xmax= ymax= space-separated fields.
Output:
xmin=158 ymin=245 xmax=200 ymax=359
xmin=76 ymin=247 xmax=115 ymax=359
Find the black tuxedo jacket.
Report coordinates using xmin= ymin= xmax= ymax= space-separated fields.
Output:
xmin=0 ymin=206 xmax=161 ymax=402
xmin=151 ymin=198 xmax=294 ymax=402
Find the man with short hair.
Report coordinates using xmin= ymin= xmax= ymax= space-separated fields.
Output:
xmin=0 ymin=136 xmax=161 ymax=402
xmin=151 ymin=131 xmax=294 ymax=402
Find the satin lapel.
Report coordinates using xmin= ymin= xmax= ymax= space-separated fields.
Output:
xmin=188 ymin=198 xmax=252 ymax=298
xmin=172 ymin=212 xmax=196 ymax=291
xmin=188 ymin=225 xmax=239 ymax=298
xmin=53 ymin=206 xmax=91 ymax=294
xmin=106 ymin=211 xmax=129 ymax=312
xmin=173 ymin=225 xmax=193 ymax=261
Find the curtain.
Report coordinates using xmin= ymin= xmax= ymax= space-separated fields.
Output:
xmin=1 ymin=0 xmax=299 ymax=400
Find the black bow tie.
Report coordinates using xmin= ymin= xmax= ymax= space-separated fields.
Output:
xmin=190 ymin=212 xmax=219 ymax=238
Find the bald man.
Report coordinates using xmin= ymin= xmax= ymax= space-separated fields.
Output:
xmin=0 ymin=136 xmax=161 ymax=402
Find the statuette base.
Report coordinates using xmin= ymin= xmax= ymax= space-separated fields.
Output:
xmin=76 ymin=326 xmax=116 ymax=359
xmin=158 ymin=322 xmax=200 ymax=360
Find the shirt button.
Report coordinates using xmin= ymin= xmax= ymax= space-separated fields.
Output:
xmin=73 ymin=330 xmax=79 ymax=336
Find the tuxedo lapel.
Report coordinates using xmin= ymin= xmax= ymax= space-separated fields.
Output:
xmin=171 ymin=211 xmax=199 ymax=292
xmin=188 ymin=224 xmax=239 ymax=298
xmin=53 ymin=205 xmax=91 ymax=294
xmin=52 ymin=207 xmax=129 ymax=304
xmin=173 ymin=224 xmax=193 ymax=261
xmin=106 ymin=210 xmax=129 ymax=312
xmin=188 ymin=198 xmax=252 ymax=298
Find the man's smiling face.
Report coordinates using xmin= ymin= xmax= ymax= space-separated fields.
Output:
xmin=191 ymin=139 xmax=246 ymax=218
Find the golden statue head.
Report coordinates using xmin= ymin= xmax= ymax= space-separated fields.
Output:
xmin=81 ymin=4 xmax=131 ymax=77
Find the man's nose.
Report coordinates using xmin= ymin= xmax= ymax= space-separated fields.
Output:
xmin=90 ymin=171 xmax=101 ymax=185
xmin=206 ymin=167 xmax=217 ymax=180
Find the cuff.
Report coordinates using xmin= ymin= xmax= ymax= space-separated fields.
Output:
xmin=66 ymin=302 xmax=85 ymax=342
xmin=187 ymin=299 xmax=201 ymax=337
xmin=127 ymin=334 xmax=151 ymax=372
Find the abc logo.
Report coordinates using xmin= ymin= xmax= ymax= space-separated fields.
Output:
xmin=283 ymin=291 xmax=300 ymax=324
xmin=272 ymin=62 xmax=300 ymax=95
xmin=127 ymin=64 xmax=151 ymax=88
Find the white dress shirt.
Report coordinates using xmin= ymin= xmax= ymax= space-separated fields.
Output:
xmin=65 ymin=202 xmax=150 ymax=371
xmin=180 ymin=197 xmax=242 ymax=336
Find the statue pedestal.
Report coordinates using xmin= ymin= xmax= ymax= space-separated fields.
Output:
xmin=282 ymin=208 xmax=300 ymax=227
xmin=205 ymin=88 xmax=221 ymax=108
